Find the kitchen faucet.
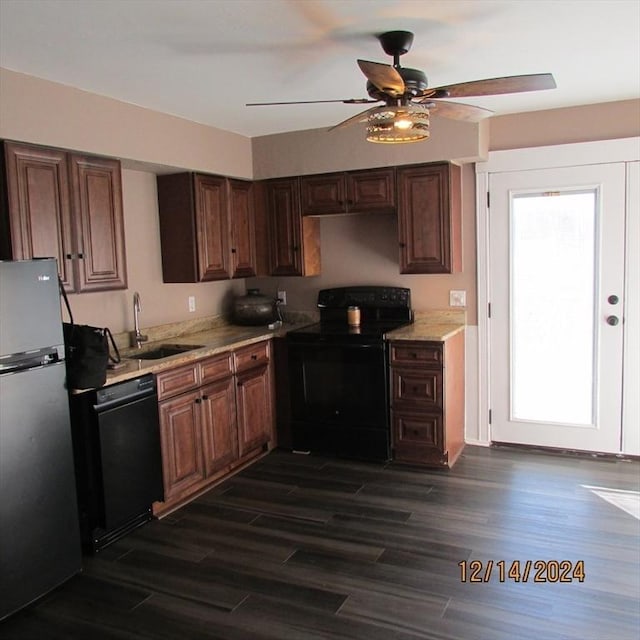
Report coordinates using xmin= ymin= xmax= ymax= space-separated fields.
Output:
xmin=130 ymin=291 xmax=148 ymax=348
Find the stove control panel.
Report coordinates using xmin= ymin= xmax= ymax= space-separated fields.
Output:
xmin=317 ymin=286 xmax=411 ymax=309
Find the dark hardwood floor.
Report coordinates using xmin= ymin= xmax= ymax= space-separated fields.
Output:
xmin=3 ymin=446 xmax=639 ymax=639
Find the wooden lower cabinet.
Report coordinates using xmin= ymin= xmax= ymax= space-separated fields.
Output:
xmin=158 ymin=389 xmax=206 ymax=500
xmin=236 ymin=363 xmax=272 ymax=457
xmin=389 ymin=333 xmax=465 ymax=468
xmin=154 ymin=340 xmax=274 ymax=515
xmin=200 ymin=377 xmax=238 ymax=475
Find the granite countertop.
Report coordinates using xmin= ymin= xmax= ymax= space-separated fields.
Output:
xmin=385 ymin=321 xmax=465 ymax=342
xmin=103 ymin=321 xmax=305 ymax=386
xmin=95 ymin=309 xmax=465 ymax=388
xmin=385 ymin=309 xmax=466 ymax=342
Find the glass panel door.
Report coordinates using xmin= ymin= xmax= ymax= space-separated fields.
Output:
xmin=511 ymin=190 xmax=597 ymax=425
xmin=489 ymin=163 xmax=626 ymax=452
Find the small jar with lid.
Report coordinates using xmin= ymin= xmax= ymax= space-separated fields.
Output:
xmin=347 ymin=305 xmax=361 ymax=327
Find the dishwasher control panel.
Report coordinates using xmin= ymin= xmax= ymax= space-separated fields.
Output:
xmin=95 ymin=374 xmax=156 ymax=407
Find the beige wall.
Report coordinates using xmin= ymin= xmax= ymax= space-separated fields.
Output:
xmin=1 ymin=66 xmax=639 ymax=335
xmin=489 ymin=99 xmax=640 ymax=151
xmin=0 ymin=68 xmax=253 ymax=177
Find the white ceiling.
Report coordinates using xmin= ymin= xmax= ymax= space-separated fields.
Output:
xmin=1 ymin=0 xmax=639 ymax=138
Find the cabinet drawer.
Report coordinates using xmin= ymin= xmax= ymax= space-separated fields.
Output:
xmin=390 ymin=342 xmax=443 ymax=367
xmin=234 ymin=340 xmax=270 ymax=372
xmin=391 ymin=368 xmax=443 ymax=409
xmin=393 ymin=411 xmax=443 ymax=448
xmin=156 ymin=363 xmax=199 ymax=400
xmin=199 ymin=353 xmax=233 ymax=384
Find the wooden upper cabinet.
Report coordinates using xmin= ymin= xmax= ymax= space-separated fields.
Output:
xmin=397 ymin=162 xmax=462 ymax=274
xmin=228 ymin=179 xmax=257 ymax=279
xmin=69 ymin=154 xmax=127 ymax=291
xmin=265 ymin=177 xmax=320 ymax=277
xmin=193 ymin=174 xmax=230 ymax=281
xmin=1 ymin=141 xmax=127 ymax=292
xmin=301 ymin=168 xmax=395 ymax=215
xmin=157 ymin=173 xmax=258 ymax=283
xmin=1 ymin=142 xmax=74 ymax=288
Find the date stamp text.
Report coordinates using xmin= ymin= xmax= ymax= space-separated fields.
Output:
xmin=458 ymin=559 xmax=585 ymax=583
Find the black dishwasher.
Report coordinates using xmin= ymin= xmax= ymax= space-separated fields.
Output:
xmin=70 ymin=374 xmax=164 ymax=552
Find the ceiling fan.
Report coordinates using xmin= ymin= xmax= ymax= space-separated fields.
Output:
xmin=247 ymin=30 xmax=556 ymax=143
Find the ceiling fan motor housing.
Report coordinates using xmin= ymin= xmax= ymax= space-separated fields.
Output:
xmin=366 ymin=67 xmax=429 ymax=101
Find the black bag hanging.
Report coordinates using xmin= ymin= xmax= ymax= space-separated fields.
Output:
xmin=58 ymin=278 xmax=121 ymax=389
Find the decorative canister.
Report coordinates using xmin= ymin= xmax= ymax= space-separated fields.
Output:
xmin=232 ymin=289 xmax=276 ymax=325
xmin=347 ymin=305 xmax=361 ymax=327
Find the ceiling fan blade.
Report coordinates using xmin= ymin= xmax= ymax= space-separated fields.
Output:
xmin=423 ymin=99 xmax=494 ymax=122
xmin=246 ymin=98 xmax=376 ymax=106
xmin=425 ymin=73 xmax=556 ymax=99
xmin=328 ymin=105 xmax=383 ymax=132
xmin=357 ymin=59 xmax=405 ymax=96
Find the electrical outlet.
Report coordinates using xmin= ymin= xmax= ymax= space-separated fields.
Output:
xmin=449 ymin=290 xmax=467 ymax=307
xmin=188 ymin=295 xmax=196 ymax=312
xmin=277 ymin=290 xmax=287 ymax=306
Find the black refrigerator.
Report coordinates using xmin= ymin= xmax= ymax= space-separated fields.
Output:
xmin=0 ymin=258 xmax=82 ymax=620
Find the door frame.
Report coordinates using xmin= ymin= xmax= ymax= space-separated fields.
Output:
xmin=475 ymin=138 xmax=640 ymax=453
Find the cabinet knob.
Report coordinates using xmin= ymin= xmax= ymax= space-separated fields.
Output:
xmin=606 ymin=315 xmax=620 ymax=326
xmin=251 ymin=354 xmax=257 ymax=360
xmin=201 ymin=394 xmax=209 ymax=401
xmin=608 ymin=294 xmax=619 ymax=305
xmin=195 ymin=397 xmax=202 ymax=404
xmin=399 ymin=242 xmax=406 ymax=248
xmin=231 ymin=248 xmax=237 ymax=253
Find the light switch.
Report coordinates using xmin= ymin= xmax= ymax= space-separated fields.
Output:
xmin=449 ymin=290 xmax=466 ymax=307
xmin=188 ymin=296 xmax=196 ymax=312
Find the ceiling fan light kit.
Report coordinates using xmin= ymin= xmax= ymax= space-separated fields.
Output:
xmin=365 ymin=106 xmax=430 ymax=143
xmin=247 ymin=30 xmax=556 ymax=145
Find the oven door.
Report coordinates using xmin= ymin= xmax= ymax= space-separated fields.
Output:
xmin=287 ymin=338 xmax=390 ymax=460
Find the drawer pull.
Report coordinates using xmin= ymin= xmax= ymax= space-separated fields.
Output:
xmin=251 ymin=354 xmax=258 ymax=360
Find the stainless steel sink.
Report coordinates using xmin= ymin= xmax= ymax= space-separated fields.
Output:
xmin=127 ymin=344 xmax=204 ymax=360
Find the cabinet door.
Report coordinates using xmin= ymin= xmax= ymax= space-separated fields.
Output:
xmin=200 ymin=377 xmax=238 ymax=475
xmin=228 ymin=179 xmax=257 ymax=279
xmin=2 ymin=142 xmax=75 ymax=290
xmin=397 ymin=163 xmax=461 ymax=274
xmin=266 ymin=178 xmax=303 ymax=276
xmin=348 ymin=168 xmax=395 ymax=213
xmin=158 ymin=390 xmax=205 ymax=500
xmin=194 ymin=174 xmax=230 ymax=281
xmin=300 ymin=173 xmax=345 ymax=215
xmin=235 ymin=363 xmax=273 ymax=457
xmin=69 ymin=154 xmax=127 ymax=291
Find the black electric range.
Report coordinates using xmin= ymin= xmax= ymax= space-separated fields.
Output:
xmin=286 ymin=286 xmax=412 ymax=461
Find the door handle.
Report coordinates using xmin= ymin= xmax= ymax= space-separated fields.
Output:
xmin=606 ymin=315 xmax=619 ymax=326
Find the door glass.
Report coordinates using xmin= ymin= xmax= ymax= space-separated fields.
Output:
xmin=511 ymin=189 xmax=598 ymax=425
